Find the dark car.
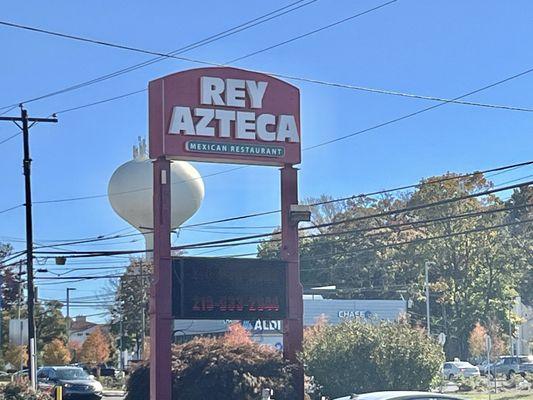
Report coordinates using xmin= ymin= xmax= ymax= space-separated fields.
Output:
xmin=37 ymin=366 xmax=103 ymax=399
xmin=72 ymin=362 xmax=119 ymax=378
xmin=490 ymin=355 xmax=533 ymax=379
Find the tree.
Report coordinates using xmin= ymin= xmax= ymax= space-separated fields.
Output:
xmin=303 ymin=320 xmax=444 ymax=398
xmin=259 ymin=173 xmax=530 ymax=360
xmin=4 ymin=344 xmax=28 ymax=369
xmin=468 ymin=322 xmax=487 ymax=359
xmin=35 ymin=300 xmax=67 ymax=350
xmin=42 ymin=339 xmax=71 ymax=365
xmin=505 ymin=185 xmax=533 ymax=305
xmin=109 ymin=258 xmax=151 ymax=355
xmin=68 ymin=341 xmax=82 ymax=363
xmin=79 ymin=328 xmax=110 ymax=365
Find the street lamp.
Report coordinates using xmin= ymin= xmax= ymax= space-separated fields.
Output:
xmin=66 ymin=288 xmax=76 ymax=343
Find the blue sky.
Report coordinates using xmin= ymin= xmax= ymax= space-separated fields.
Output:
xmin=1 ymin=0 xmax=532 ymax=322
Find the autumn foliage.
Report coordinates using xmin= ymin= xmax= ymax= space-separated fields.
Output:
xmin=4 ymin=344 xmax=28 ymax=370
xmin=468 ymin=321 xmax=505 ymax=360
xmin=42 ymin=339 xmax=71 ymax=365
xmin=223 ymin=321 xmax=252 ymax=345
xmin=79 ymin=327 xmax=110 ymax=365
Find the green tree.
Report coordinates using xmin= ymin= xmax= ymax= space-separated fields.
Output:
xmin=505 ymin=185 xmax=533 ymax=305
xmin=36 ymin=300 xmax=67 ymax=349
xmin=259 ymin=173 xmax=530 ymax=360
xmin=303 ymin=319 xmax=444 ymax=398
xmin=109 ymin=258 xmax=151 ymax=356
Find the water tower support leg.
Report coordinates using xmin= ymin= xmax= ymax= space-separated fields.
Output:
xmin=150 ymin=156 xmax=173 ymax=400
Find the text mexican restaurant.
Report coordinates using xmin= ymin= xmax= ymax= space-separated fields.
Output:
xmin=168 ymin=76 xmax=300 ymax=143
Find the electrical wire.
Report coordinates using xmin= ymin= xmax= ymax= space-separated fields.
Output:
xmin=32 ymin=217 xmax=532 ymax=284
xmin=27 ymin=179 xmax=532 ymax=258
xmin=0 ymin=0 xmax=320 ymax=109
xmin=2 ymin=0 xmax=532 ymax=116
xmin=1 ymin=163 xmax=530 ymax=265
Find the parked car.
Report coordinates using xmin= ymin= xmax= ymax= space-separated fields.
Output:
xmin=333 ymin=391 xmax=465 ymax=399
xmin=11 ymin=369 xmax=28 ymax=382
xmin=72 ymin=362 xmax=119 ymax=378
xmin=490 ymin=355 xmax=533 ymax=379
xmin=442 ymin=361 xmax=480 ymax=380
xmin=476 ymin=360 xmax=494 ymax=376
xmin=37 ymin=366 xmax=103 ymax=399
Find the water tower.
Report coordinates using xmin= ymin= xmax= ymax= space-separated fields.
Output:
xmin=108 ymin=137 xmax=204 ymax=257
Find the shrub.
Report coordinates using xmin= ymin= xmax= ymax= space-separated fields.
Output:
xmin=455 ymin=376 xmax=486 ymax=392
xmin=0 ymin=381 xmax=52 ymax=400
xmin=125 ymin=337 xmax=297 ymax=400
xmin=302 ymin=320 xmax=444 ymax=398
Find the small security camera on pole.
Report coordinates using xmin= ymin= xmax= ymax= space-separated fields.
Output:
xmin=289 ymin=204 xmax=312 ymax=225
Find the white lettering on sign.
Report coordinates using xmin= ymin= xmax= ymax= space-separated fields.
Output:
xmin=338 ymin=310 xmax=375 ymax=319
xmin=169 ymin=76 xmax=299 ymax=143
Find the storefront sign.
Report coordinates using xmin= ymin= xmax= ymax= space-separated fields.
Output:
xmin=337 ymin=310 xmax=375 ymax=319
xmin=149 ymin=67 xmax=301 ymax=166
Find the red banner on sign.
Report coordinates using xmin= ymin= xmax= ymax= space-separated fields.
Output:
xmin=149 ymin=67 xmax=301 ymax=166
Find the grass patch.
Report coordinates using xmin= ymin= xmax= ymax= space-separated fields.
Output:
xmin=463 ymin=392 xmax=533 ymax=400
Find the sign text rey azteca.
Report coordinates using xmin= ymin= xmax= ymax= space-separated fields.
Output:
xmin=149 ymin=67 xmax=301 ymax=166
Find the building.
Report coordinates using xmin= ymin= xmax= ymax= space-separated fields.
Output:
xmin=172 ymin=297 xmax=407 ymax=350
xmin=69 ymin=316 xmax=101 ymax=345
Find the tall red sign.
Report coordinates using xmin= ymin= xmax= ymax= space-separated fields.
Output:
xmin=149 ymin=67 xmax=304 ymax=400
xmin=149 ymin=67 xmax=301 ymax=166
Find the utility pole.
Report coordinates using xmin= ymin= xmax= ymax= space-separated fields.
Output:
xmin=17 ymin=261 xmax=24 ymax=371
xmin=0 ymin=107 xmax=57 ymax=389
xmin=508 ymin=302 xmax=513 ymax=356
xmin=140 ymin=262 xmax=146 ymax=360
xmin=66 ymin=288 xmax=76 ymax=343
xmin=424 ymin=261 xmax=433 ymax=337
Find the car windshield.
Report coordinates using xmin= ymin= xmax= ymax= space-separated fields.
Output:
xmin=519 ymin=356 xmax=533 ymax=363
xmin=55 ymin=368 xmax=90 ymax=380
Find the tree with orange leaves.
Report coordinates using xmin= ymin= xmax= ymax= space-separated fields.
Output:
xmin=79 ymin=328 xmax=110 ymax=365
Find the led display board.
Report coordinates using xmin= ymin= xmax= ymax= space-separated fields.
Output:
xmin=172 ymin=257 xmax=287 ymax=320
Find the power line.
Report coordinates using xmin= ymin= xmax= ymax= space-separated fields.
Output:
xmin=32 ymin=217 xmax=532 ymax=281
xmin=304 ymin=67 xmax=533 ymax=151
xmin=28 ymin=179 xmax=533 ymax=258
xmin=174 ymin=201 xmax=533 ymax=252
xmin=0 ymin=0 xmax=319 ymax=109
xmin=224 ymin=0 xmax=397 ymax=64
xmin=2 ymin=1 xmax=531 ymax=116
xmin=1 ymin=162 xmax=529 ymax=263
xmin=2 ymin=166 xmax=530 ymax=261
xmin=300 ymin=218 xmax=533 ymax=262
xmin=181 ymin=160 xmax=533 ymax=229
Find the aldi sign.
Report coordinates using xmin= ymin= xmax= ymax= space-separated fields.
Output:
xmin=149 ymin=67 xmax=301 ymax=166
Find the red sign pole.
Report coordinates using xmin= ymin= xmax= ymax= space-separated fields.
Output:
xmin=281 ymin=165 xmax=304 ymax=400
xmin=150 ymin=156 xmax=173 ymax=400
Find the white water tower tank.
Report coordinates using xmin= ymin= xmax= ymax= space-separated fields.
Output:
xmin=108 ymin=138 xmax=204 ymax=256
